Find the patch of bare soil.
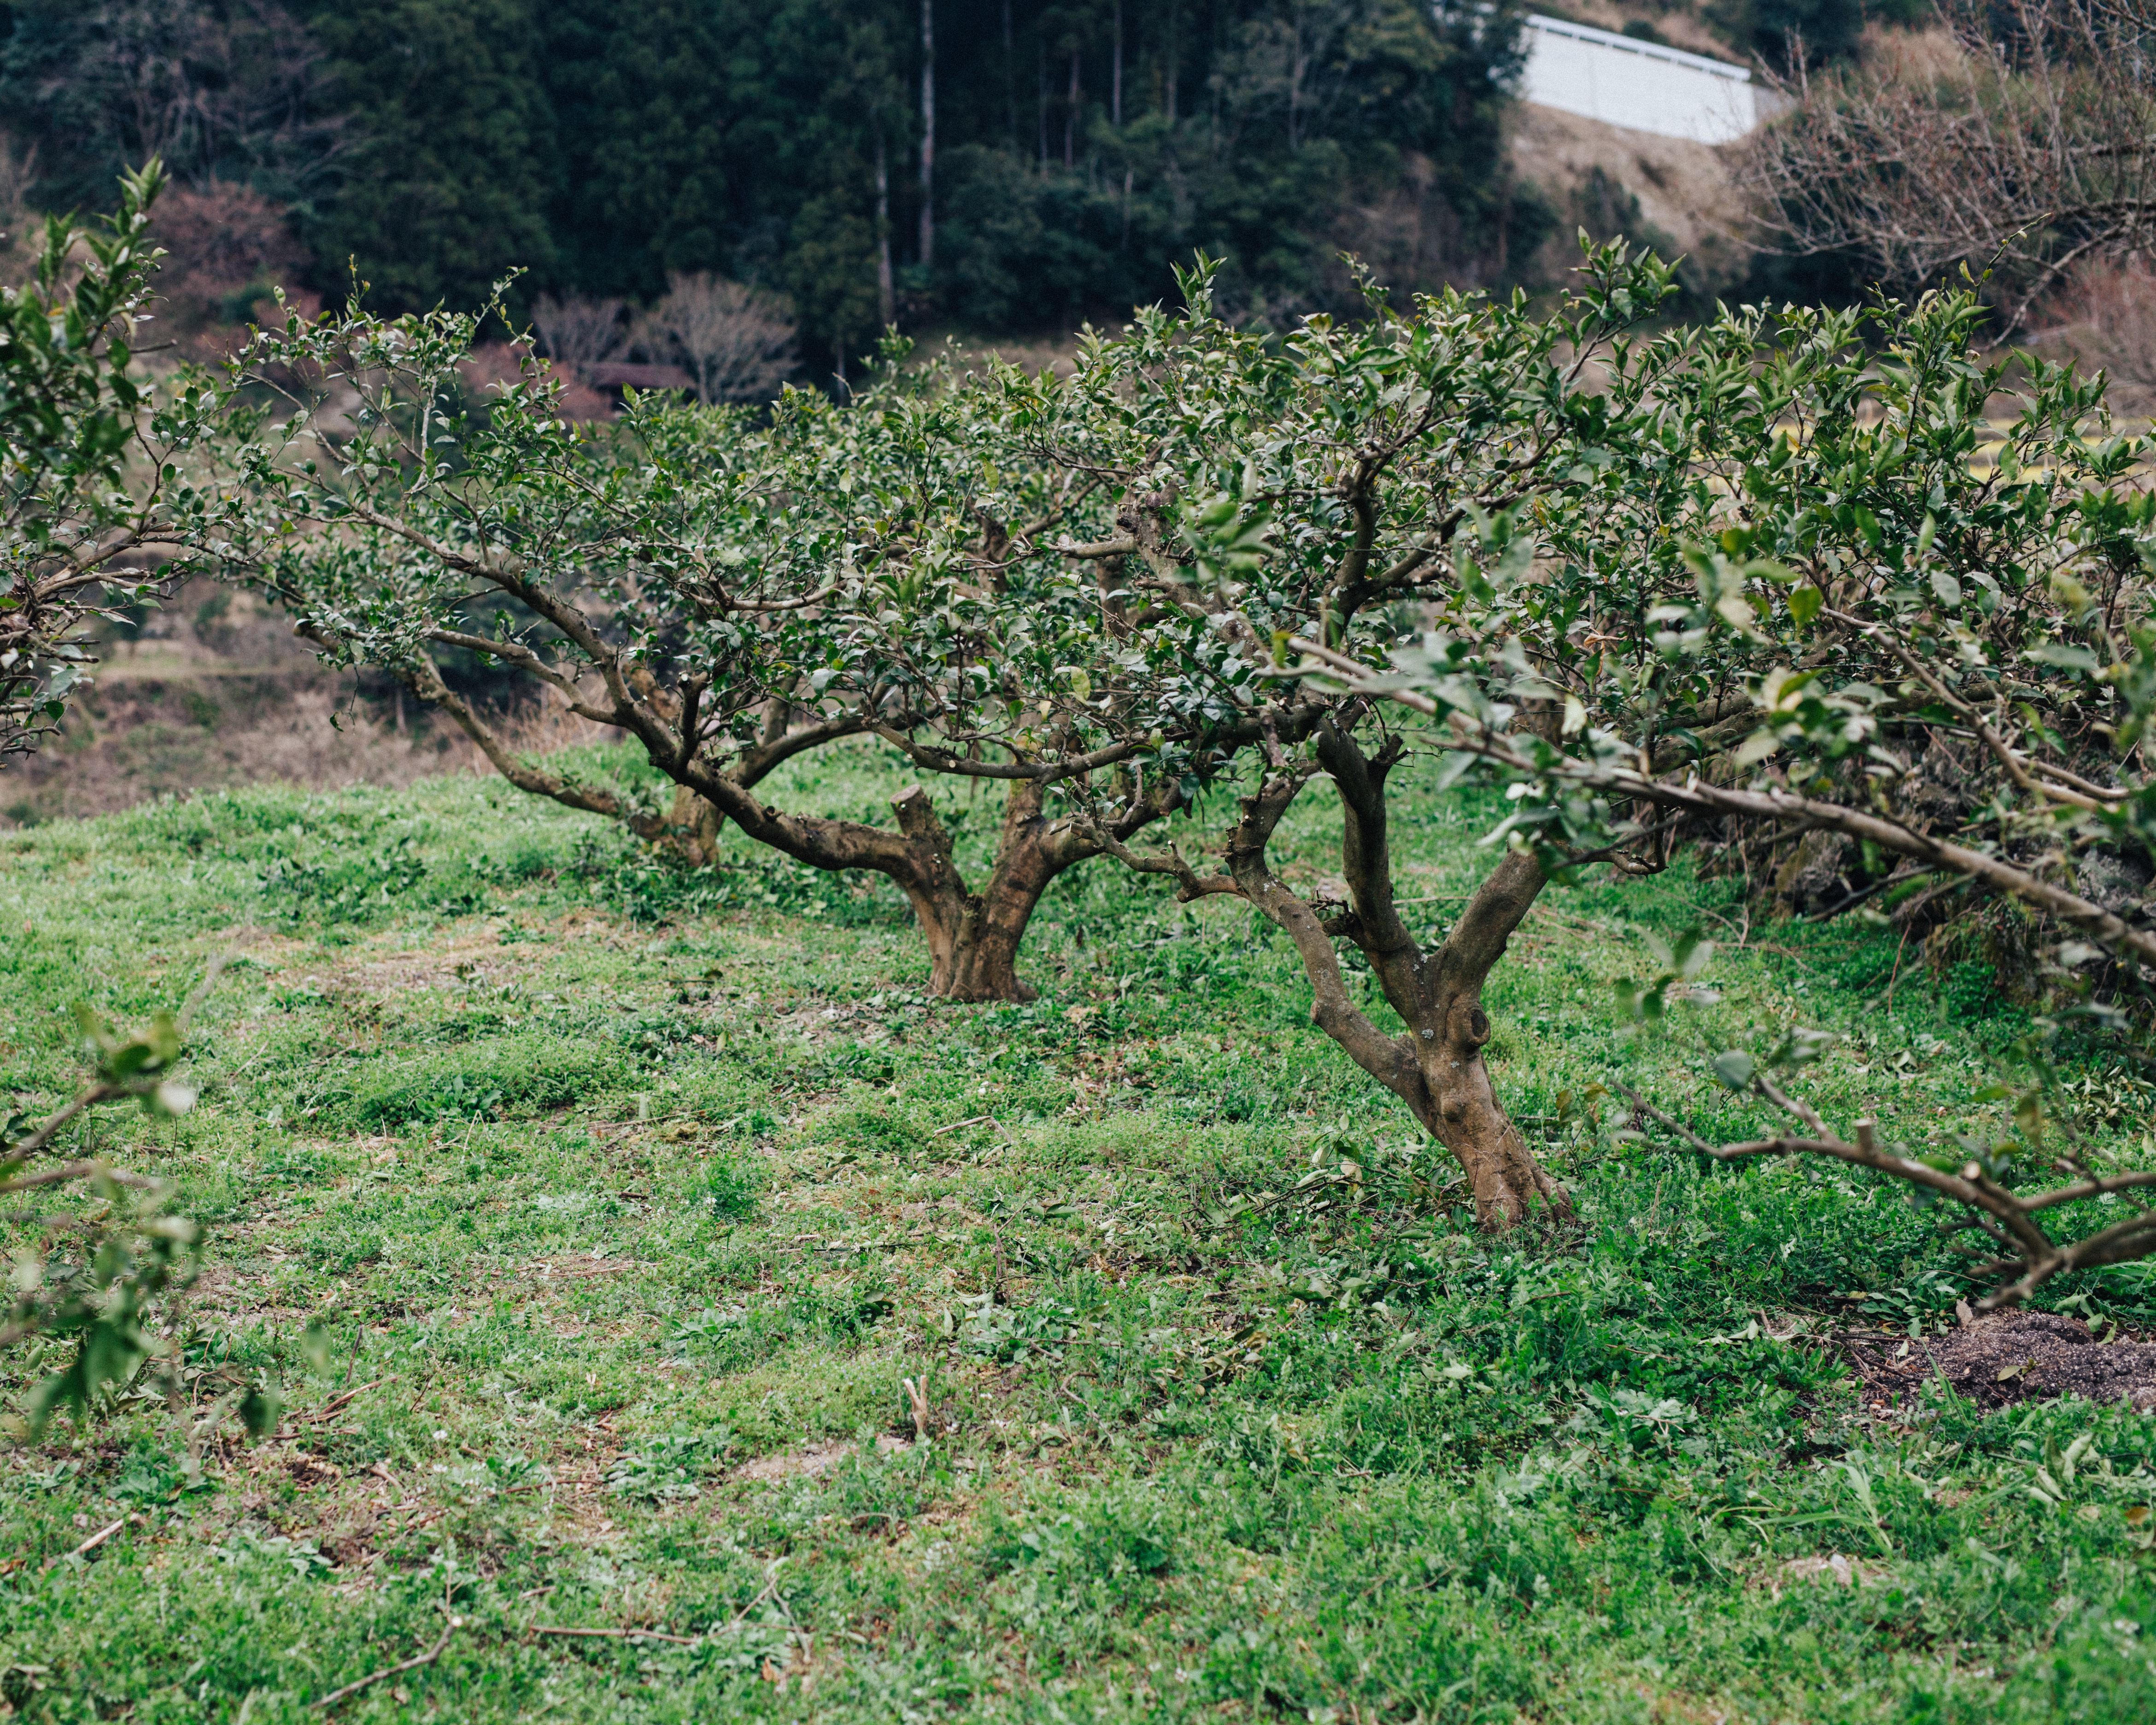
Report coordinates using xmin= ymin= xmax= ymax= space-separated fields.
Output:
xmin=733 ymin=1436 xmax=909 ymax=1483
xmin=1851 ymin=1311 xmax=2156 ymax=1413
xmin=1767 ymin=1553 xmax=1888 ymax=1596
xmin=530 ymin=1254 xmax=641 ymax=1283
xmin=1 ymin=576 xmax=629 ymax=825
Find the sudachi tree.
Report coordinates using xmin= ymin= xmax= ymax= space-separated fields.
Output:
xmin=201 ymin=297 xmax=1195 ymax=1001
xmin=1271 ymin=285 xmax=2156 ymax=1293
xmin=0 ymin=162 xmax=224 ymax=764
xmin=948 ymin=248 xmax=2156 ymax=1250
xmin=0 ymin=165 xmax=278 ymax=1432
xmin=202 ymin=248 xmax=2156 ymax=1284
xmin=909 ymin=245 xmax=1693 ymax=1227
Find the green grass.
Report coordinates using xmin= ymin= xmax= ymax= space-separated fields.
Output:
xmin=5 ymin=743 xmax=2156 ymax=1723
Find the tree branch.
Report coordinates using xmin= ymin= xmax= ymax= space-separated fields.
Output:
xmin=1223 ymin=769 xmax=1424 ymax=1105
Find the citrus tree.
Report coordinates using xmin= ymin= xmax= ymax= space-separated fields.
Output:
xmin=0 ymin=161 xmax=223 ymax=762
xmin=199 ymin=249 xmax=2156 ymax=1283
xmin=0 ymin=970 xmax=285 ymax=1435
xmin=943 ymin=250 xmax=2155 ymax=1241
xmin=200 ymin=301 xmax=1191 ymax=1001
xmin=903 ymin=245 xmax=1689 ymax=1228
xmin=1271 ymin=284 xmax=2156 ymax=1289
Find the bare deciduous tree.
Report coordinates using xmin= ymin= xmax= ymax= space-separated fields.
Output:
xmin=530 ymin=294 xmax=626 ymax=381
xmin=1746 ymin=0 xmax=2156 ymax=329
xmin=2037 ymin=259 xmax=2156 ymax=389
xmin=148 ymin=181 xmax=308 ymax=337
xmin=633 ymin=273 xmax=799 ymax=406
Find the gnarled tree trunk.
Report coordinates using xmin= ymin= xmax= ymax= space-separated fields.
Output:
xmin=668 ymin=784 xmax=726 ymax=861
xmin=1398 ymin=854 xmax=1567 ymax=1226
xmin=1221 ymin=725 xmax=1569 ymax=1230
xmin=683 ymin=765 xmax=1153 ymax=1004
xmin=891 ymin=777 xmax=1156 ymax=1002
xmin=395 ymin=661 xmax=1158 ymax=1004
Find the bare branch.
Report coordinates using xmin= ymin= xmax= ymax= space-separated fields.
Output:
xmin=1744 ymin=1 xmax=2156 ymax=328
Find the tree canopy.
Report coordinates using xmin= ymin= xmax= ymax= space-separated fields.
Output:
xmin=187 ymin=237 xmax=2156 ymax=1291
xmin=0 ymin=164 xmax=224 ymax=763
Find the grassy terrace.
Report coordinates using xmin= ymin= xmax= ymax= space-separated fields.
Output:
xmin=3 ymin=744 xmax=2154 ymax=1723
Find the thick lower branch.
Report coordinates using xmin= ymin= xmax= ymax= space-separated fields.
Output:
xmin=396 ymin=655 xmax=657 ymax=835
xmin=1313 ymin=722 xmax=1423 ymax=1021
xmin=1224 ymin=770 xmax=1426 ymax=1103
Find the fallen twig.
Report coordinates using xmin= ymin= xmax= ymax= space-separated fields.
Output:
xmin=42 ymin=1515 xmax=125 ymax=1572
xmin=933 ymin=1115 xmax=994 ymax=1136
xmin=900 ymin=1376 xmax=932 ymax=1443
xmin=532 ymin=1625 xmax=698 ymax=1646
xmin=311 ymin=1624 xmax=457 ymax=1711
xmin=726 ymin=1579 xmax=778 ymax=1628
xmin=305 ymin=1379 xmax=388 ymax=1423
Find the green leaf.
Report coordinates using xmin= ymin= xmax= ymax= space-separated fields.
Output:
xmin=148 ymin=1082 xmax=197 ymax=1117
xmin=1787 ymin=585 xmax=1822 ymax=628
xmin=1733 ymin=728 xmax=1781 ymax=767
xmin=1759 ymin=665 xmax=1819 ymax=712
xmin=1453 ymin=545 xmax=1494 ymax=604
xmin=1711 ymin=1050 xmax=1756 ymax=1090
xmin=1672 ymin=928 xmax=1715 ymax=981
xmin=1931 ymin=569 xmax=1963 ymax=609
xmin=238 ymin=1384 xmax=284 ymax=1440
xmin=1765 ymin=1027 xmax=1837 ymax=1068
xmin=145 ymin=1011 xmax=181 ymax=1067
xmin=1491 ymin=534 xmax=1535 ymax=590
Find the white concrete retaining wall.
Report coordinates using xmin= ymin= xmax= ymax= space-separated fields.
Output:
xmin=1519 ymin=14 xmax=1763 ymax=145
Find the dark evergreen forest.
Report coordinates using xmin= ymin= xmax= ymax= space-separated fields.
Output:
xmin=0 ymin=0 xmax=1541 ymax=365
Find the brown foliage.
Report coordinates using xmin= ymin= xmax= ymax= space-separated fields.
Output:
xmin=2033 ymin=258 xmax=2156 ymax=399
xmin=147 ymin=181 xmax=309 ymax=348
xmin=1745 ymin=3 xmax=2156 ymax=329
xmin=458 ymin=341 xmax=612 ymax=423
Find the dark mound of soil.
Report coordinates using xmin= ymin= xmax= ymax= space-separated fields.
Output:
xmin=1854 ymin=1311 xmax=2156 ymax=1413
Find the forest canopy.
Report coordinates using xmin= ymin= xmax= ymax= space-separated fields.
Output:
xmin=0 ymin=0 xmax=1541 ymax=365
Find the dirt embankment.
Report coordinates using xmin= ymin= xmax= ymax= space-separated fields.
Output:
xmin=2 ymin=581 xmax=482 ymax=827
xmin=1509 ymin=102 xmax=1754 ymax=291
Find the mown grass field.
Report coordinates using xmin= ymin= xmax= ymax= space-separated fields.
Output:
xmin=4 ymin=742 xmax=2156 ymax=1723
